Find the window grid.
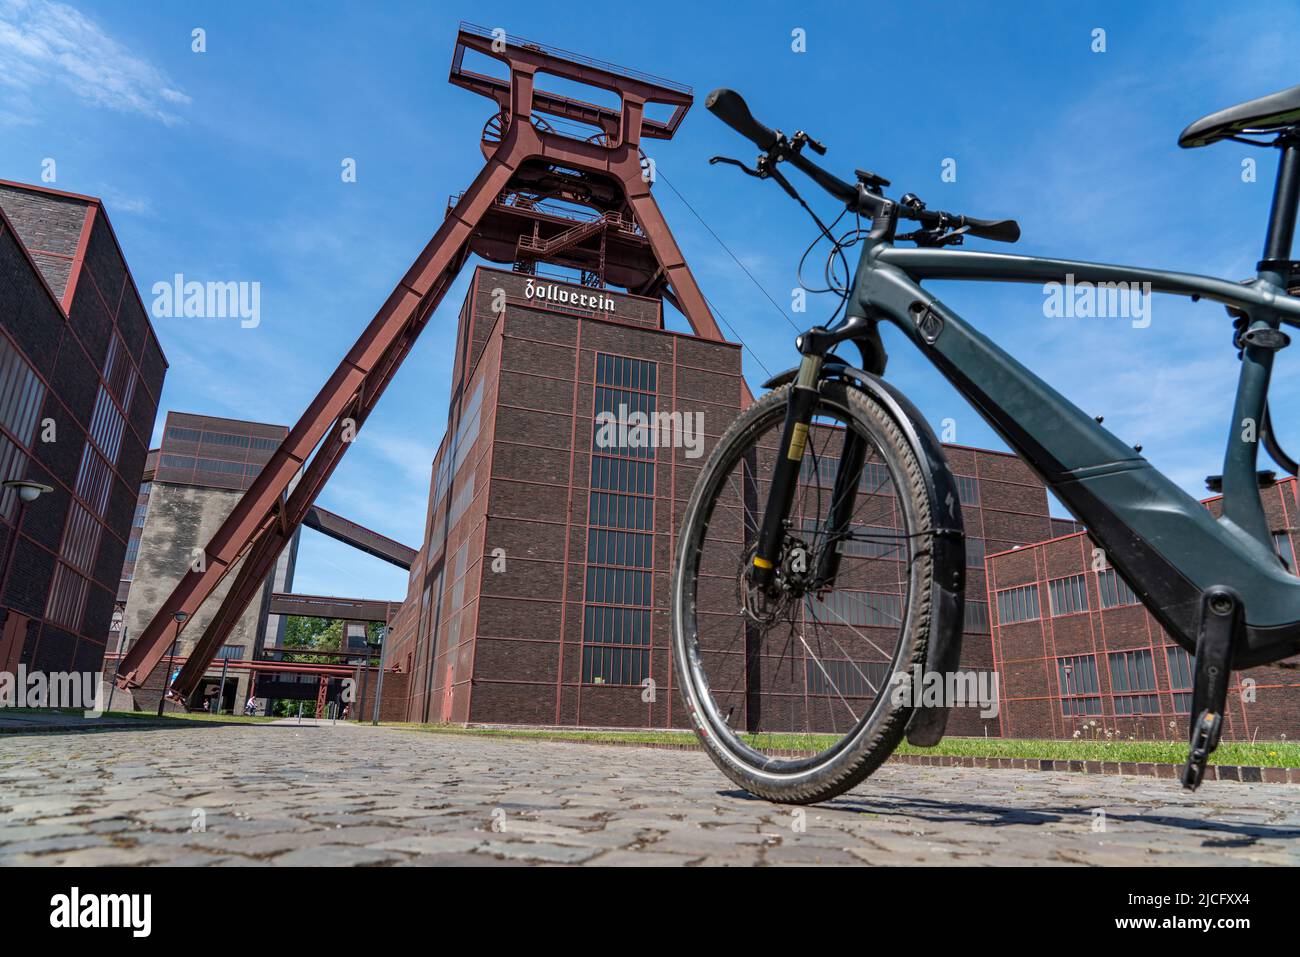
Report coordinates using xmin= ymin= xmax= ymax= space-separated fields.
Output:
xmin=806 ymin=591 xmax=903 ymax=628
xmin=798 ymin=454 xmax=893 ymax=495
xmin=587 ymin=528 xmax=652 ymax=569
xmin=45 ymin=562 xmax=89 ymax=632
xmin=431 ymin=379 xmax=484 ymax=509
xmin=1273 ymin=531 xmax=1295 ymax=571
xmin=88 ymin=386 xmax=126 ymax=464
xmin=583 ymin=353 xmax=658 ymax=686
xmin=581 ymin=646 xmax=649 ymax=685
xmin=804 ymin=658 xmax=891 ymax=698
xmin=797 ymin=519 xmax=905 ymax=560
xmin=102 ymin=332 xmax=137 ymax=411
xmin=996 ymin=583 xmax=1040 ymax=624
xmin=1166 ymin=646 xmax=1194 ymax=712
xmin=1048 ymin=574 xmax=1089 ymax=617
xmin=1096 ymin=567 xmax=1139 ymax=609
xmin=59 ymin=502 xmax=102 ymax=574
xmin=1108 ymin=649 xmax=1158 ymax=714
xmin=953 ymin=474 xmax=980 ymax=506
xmin=0 ymin=334 xmax=46 ymax=523
xmin=1057 ymin=654 xmax=1102 ymax=716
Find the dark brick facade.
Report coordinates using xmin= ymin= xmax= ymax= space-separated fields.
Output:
xmin=386 ymin=266 xmax=743 ymax=726
xmin=989 ymin=479 xmax=1300 ymax=740
xmin=385 ymin=267 xmax=1070 ymax=732
xmin=0 ymin=181 xmax=166 ymax=679
xmin=382 ymin=264 xmax=1300 ymax=741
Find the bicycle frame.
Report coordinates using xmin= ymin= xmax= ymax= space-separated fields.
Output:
xmin=819 ymin=239 xmax=1300 ymax=668
xmin=705 ymin=87 xmax=1300 ymax=785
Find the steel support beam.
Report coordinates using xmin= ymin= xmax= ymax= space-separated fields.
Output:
xmin=266 ymin=593 xmax=395 ymax=623
xmin=117 ymin=22 xmax=723 ymax=702
xmin=302 ymin=505 xmax=417 ymax=570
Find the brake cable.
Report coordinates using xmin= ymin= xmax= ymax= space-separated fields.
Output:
xmin=1262 ymin=402 xmax=1299 ymax=477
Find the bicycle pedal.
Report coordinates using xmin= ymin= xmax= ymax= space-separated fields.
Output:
xmin=1180 ymin=588 xmax=1241 ymax=791
xmin=1181 ymin=710 xmax=1222 ymax=790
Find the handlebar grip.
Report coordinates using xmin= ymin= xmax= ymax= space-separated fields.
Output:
xmin=962 ymin=217 xmax=1021 ymax=243
xmin=705 ymin=88 xmax=779 ymax=151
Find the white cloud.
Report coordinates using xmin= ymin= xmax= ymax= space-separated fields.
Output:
xmin=0 ymin=0 xmax=190 ymax=124
xmin=99 ymin=188 xmax=152 ymax=215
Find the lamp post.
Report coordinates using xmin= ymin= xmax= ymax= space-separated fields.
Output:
xmin=157 ymin=610 xmax=187 ymax=716
xmin=1 ymin=479 xmax=52 ymax=597
xmin=215 ymin=650 xmax=230 ymax=715
xmin=0 ymin=480 xmax=52 ymax=673
xmin=104 ymin=624 xmax=127 ymax=717
xmin=370 ymin=626 xmax=389 ymax=726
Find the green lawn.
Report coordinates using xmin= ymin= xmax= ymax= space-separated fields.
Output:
xmin=391 ymin=722 xmax=1300 ymax=768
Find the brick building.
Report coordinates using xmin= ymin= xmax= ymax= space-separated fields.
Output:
xmin=0 ymin=181 xmax=165 ymax=680
xmin=933 ymin=444 xmax=1067 ymax=735
xmin=989 ymin=477 xmax=1300 ymax=740
xmin=119 ymin=411 xmax=298 ymax=708
xmin=382 ymin=266 xmax=1081 ymax=732
xmin=383 ymin=263 xmax=1300 ymax=740
xmin=385 ymin=267 xmax=742 ymax=726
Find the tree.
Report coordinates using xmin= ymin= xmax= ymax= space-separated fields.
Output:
xmin=269 ymin=616 xmax=345 ymax=717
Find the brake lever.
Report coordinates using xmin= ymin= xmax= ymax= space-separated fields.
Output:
xmin=792 ymin=130 xmax=827 ymax=155
xmin=709 ymin=153 xmax=801 ymax=202
xmin=898 ymin=226 xmax=967 ymax=248
xmin=709 ymin=155 xmax=764 ymax=178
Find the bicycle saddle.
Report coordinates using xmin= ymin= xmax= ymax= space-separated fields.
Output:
xmin=1179 ymin=82 xmax=1300 ymax=147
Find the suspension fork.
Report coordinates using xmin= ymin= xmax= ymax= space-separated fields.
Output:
xmin=751 ymin=353 xmax=824 ymax=588
xmin=812 ymin=428 xmax=867 ymax=588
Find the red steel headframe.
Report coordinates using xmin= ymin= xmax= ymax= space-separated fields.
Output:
xmin=116 ymin=23 xmax=724 ymax=699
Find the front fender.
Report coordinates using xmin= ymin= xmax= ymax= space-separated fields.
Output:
xmin=763 ymin=362 xmax=966 ymax=746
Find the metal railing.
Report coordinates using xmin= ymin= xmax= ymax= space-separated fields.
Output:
xmin=456 ymin=21 xmax=691 ymax=95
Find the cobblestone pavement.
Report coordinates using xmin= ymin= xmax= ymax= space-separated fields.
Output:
xmin=1 ymin=722 xmax=1298 ymax=866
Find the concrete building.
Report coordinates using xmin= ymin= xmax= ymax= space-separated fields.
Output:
xmin=120 ymin=411 xmax=298 ymax=709
xmin=989 ymin=477 xmax=1300 ymax=740
xmin=0 ymin=180 xmax=165 ymax=681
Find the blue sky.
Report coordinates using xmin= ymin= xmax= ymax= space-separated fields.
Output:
xmin=2 ymin=0 xmax=1299 ymax=602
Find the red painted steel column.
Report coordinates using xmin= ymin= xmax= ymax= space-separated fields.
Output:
xmin=118 ymin=149 xmax=523 ymax=696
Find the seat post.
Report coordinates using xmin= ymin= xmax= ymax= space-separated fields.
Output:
xmin=1262 ymin=132 xmax=1300 ymax=271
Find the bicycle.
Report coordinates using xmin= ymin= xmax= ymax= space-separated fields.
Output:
xmin=670 ymin=82 xmax=1300 ymax=804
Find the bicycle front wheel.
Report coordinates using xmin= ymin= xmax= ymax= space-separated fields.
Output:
xmin=671 ymin=380 xmax=938 ymax=803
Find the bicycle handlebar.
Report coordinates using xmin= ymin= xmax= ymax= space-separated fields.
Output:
xmin=705 ymin=86 xmax=1020 ymax=243
xmin=705 ymin=88 xmax=779 ymax=151
xmin=707 ymin=88 xmax=861 ymax=206
xmin=929 ymin=213 xmax=1022 ymax=244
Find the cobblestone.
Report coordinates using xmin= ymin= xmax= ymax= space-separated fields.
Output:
xmin=0 ymin=723 xmax=1297 ymax=866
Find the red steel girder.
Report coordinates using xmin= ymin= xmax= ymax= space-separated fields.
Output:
xmin=118 ymin=24 xmax=723 ymax=701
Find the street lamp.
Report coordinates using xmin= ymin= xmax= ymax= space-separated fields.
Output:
xmin=157 ymin=610 xmax=187 ymax=717
xmin=1 ymin=480 xmax=53 ymax=658
xmin=3 ymin=479 xmax=53 ymax=505
xmin=1062 ymin=662 xmax=1074 ymax=722
xmin=369 ymin=626 xmax=389 ymax=726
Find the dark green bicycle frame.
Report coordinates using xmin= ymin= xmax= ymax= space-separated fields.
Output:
xmin=841 ymin=242 xmax=1300 ymax=667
